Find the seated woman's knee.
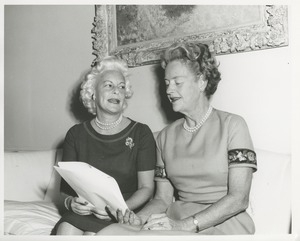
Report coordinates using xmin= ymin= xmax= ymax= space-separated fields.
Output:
xmin=97 ymin=223 xmax=140 ymax=235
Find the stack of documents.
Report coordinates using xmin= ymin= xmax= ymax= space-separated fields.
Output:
xmin=54 ymin=162 xmax=128 ymax=213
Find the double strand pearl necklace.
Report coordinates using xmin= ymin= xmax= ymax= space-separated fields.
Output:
xmin=94 ymin=114 xmax=123 ymax=130
xmin=183 ymin=105 xmax=213 ymax=133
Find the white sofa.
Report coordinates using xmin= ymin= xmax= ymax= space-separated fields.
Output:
xmin=4 ymin=147 xmax=291 ymax=235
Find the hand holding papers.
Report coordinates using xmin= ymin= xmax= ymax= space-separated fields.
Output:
xmin=54 ymin=162 xmax=128 ymax=214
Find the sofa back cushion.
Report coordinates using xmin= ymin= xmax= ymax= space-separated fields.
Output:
xmin=4 ymin=150 xmax=58 ymax=201
xmin=247 ymin=148 xmax=291 ymax=234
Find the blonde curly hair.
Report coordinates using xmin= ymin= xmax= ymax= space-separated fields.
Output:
xmin=80 ymin=56 xmax=133 ymax=115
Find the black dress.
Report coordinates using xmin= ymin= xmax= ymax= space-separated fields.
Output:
xmin=52 ymin=119 xmax=156 ymax=233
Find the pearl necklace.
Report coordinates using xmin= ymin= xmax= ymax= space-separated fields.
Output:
xmin=94 ymin=115 xmax=123 ymax=130
xmin=183 ymin=106 xmax=213 ymax=133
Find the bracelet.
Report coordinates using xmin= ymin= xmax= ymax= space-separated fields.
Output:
xmin=64 ymin=196 xmax=72 ymax=210
xmin=192 ymin=215 xmax=200 ymax=233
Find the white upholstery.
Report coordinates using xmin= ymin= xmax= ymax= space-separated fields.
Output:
xmin=4 ymin=201 xmax=61 ymax=235
xmin=4 ymin=150 xmax=59 ymax=202
xmin=248 ymin=149 xmax=291 ymax=234
xmin=4 ymin=148 xmax=291 ymax=235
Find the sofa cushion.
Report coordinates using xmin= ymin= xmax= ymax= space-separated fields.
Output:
xmin=4 ymin=200 xmax=61 ymax=235
xmin=3 ymin=147 xmax=291 ymax=235
xmin=248 ymin=148 xmax=291 ymax=234
xmin=4 ymin=150 xmax=57 ymax=201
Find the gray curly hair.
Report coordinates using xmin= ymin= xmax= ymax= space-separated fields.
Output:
xmin=80 ymin=56 xmax=133 ymax=115
xmin=161 ymin=42 xmax=221 ymax=99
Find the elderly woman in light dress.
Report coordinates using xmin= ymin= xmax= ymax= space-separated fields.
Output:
xmin=97 ymin=41 xmax=257 ymax=235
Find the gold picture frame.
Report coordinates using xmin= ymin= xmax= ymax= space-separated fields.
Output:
xmin=92 ymin=5 xmax=288 ymax=67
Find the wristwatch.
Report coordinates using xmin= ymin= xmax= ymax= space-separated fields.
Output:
xmin=192 ymin=215 xmax=200 ymax=233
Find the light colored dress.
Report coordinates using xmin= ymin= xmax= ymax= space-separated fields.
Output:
xmin=155 ymin=108 xmax=257 ymax=235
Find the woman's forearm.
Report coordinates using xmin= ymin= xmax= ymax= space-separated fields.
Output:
xmin=136 ymin=197 xmax=170 ymax=224
xmin=183 ymin=193 xmax=249 ymax=232
xmin=135 ymin=179 xmax=174 ymax=224
xmin=181 ymin=168 xmax=253 ymax=232
xmin=125 ymin=186 xmax=154 ymax=211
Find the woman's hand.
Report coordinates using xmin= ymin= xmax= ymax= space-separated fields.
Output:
xmin=69 ymin=197 xmax=92 ymax=216
xmin=90 ymin=206 xmax=112 ymax=221
xmin=142 ymin=213 xmax=186 ymax=231
xmin=115 ymin=208 xmax=143 ymax=226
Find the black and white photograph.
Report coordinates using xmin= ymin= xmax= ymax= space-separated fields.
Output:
xmin=2 ymin=2 xmax=300 ymax=241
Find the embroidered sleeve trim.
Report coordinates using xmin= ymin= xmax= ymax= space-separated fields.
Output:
xmin=228 ymin=149 xmax=257 ymax=166
xmin=155 ymin=165 xmax=167 ymax=178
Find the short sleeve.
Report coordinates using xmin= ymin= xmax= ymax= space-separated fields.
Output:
xmin=227 ymin=115 xmax=257 ymax=172
xmin=154 ymin=131 xmax=168 ymax=182
xmin=136 ymin=124 xmax=156 ymax=171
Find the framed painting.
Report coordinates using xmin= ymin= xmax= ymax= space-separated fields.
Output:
xmin=92 ymin=5 xmax=288 ymax=67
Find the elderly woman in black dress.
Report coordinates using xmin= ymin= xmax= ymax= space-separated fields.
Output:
xmin=53 ymin=56 xmax=156 ymax=235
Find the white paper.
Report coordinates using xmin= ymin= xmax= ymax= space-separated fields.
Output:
xmin=54 ymin=162 xmax=128 ymax=213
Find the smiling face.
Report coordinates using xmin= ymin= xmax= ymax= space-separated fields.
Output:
xmin=94 ymin=69 xmax=126 ymax=115
xmin=164 ymin=60 xmax=203 ymax=115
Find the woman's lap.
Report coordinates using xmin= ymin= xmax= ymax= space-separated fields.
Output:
xmin=98 ymin=223 xmax=196 ymax=235
xmin=52 ymin=211 xmax=114 ymax=234
xmin=98 ymin=201 xmax=255 ymax=235
xmin=167 ymin=201 xmax=255 ymax=235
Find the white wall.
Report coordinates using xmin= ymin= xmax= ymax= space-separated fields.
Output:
xmin=4 ymin=5 xmax=291 ymax=155
xmin=125 ymin=47 xmax=291 ymax=154
xmin=213 ymin=47 xmax=291 ymax=154
xmin=4 ymin=5 xmax=95 ymax=151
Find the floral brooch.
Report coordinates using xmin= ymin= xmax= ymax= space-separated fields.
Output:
xmin=125 ymin=137 xmax=135 ymax=149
